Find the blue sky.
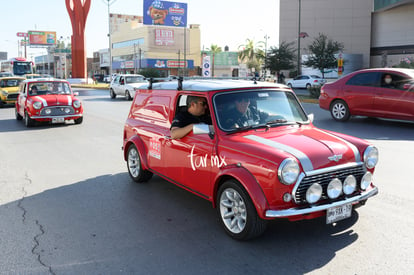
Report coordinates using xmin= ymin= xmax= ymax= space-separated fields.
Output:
xmin=1 ymin=0 xmax=279 ymax=59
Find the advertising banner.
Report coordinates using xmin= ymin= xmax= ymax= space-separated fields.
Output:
xmin=143 ymin=0 xmax=187 ymax=27
xmin=28 ymin=31 xmax=57 ymax=46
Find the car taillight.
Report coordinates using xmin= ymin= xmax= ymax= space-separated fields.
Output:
xmin=313 ymin=80 xmax=318 ymax=82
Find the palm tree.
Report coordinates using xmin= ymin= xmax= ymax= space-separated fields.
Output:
xmin=238 ymin=39 xmax=264 ymax=74
xmin=206 ymin=44 xmax=222 ymax=77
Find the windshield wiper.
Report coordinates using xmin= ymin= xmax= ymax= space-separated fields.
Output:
xmin=265 ymin=119 xmax=288 ymax=125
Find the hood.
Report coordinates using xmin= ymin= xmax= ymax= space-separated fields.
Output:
xmin=31 ymin=94 xmax=75 ymax=107
xmin=237 ymin=127 xmax=361 ymax=172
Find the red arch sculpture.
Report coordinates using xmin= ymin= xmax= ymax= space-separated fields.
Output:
xmin=66 ymin=0 xmax=91 ymax=79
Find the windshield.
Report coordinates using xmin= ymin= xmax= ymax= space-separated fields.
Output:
xmin=28 ymin=82 xmax=72 ymax=96
xmin=13 ymin=62 xmax=32 ymax=75
xmin=1 ymin=79 xmax=24 ymax=87
xmin=214 ymin=89 xmax=309 ymax=131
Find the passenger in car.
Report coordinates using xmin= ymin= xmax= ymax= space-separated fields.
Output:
xmin=30 ymin=85 xmax=38 ymax=95
xmin=222 ymin=95 xmax=268 ymax=129
xmin=382 ymin=74 xmax=395 ymax=88
xmin=170 ymin=96 xmax=211 ymax=139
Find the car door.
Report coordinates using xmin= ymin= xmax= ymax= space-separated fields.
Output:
xmin=374 ymin=72 xmax=414 ymax=120
xmin=112 ymin=75 xmax=121 ymax=95
xmin=297 ymin=75 xmax=309 ymax=88
xmin=16 ymin=82 xmax=27 ymax=116
xmin=342 ymin=72 xmax=380 ymax=116
xmin=162 ymin=95 xmax=215 ymax=197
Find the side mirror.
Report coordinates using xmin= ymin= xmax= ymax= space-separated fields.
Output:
xmin=308 ymin=113 xmax=314 ymax=123
xmin=193 ymin=124 xmax=214 ymax=139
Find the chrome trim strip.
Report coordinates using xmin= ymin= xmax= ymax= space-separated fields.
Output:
xmin=304 ymin=162 xmax=364 ymax=177
xmin=31 ymin=114 xmax=82 ymax=119
xmin=244 ymin=135 xmax=313 ymax=172
xmin=265 ymin=186 xmax=378 ymax=218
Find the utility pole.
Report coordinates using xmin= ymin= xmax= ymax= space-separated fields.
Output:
xmin=297 ymin=0 xmax=302 ymax=76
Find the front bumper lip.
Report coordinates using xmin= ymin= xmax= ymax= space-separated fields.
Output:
xmin=265 ymin=186 xmax=378 ymax=218
xmin=30 ymin=114 xmax=83 ymax=119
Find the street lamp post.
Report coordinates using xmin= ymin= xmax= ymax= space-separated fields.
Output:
xmin=297 ymin=0 xmax=302 ymax=76
xmin=264 ymin=34 xmax=269 ymax=77
xmin=104 ymin=0 xmax=117 ymax=79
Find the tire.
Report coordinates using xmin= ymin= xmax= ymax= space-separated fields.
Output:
xmin=110 ymin=88 xmax=116 ymax=99
xmin=287 ymin=83 xmax=293 ymax=88
xmin=0 ymin=101 xmax=4 ymax=108
xmin=15 ymin=108 xmax=23 ymax=120
xmin=74 ymin=117 xmax=83 ymax=124
xmin=125 ymin=90 xmax=132 ymax=100
xmin=306 ymin=83 xmax=311 ymax=90
xmin=330 ymin=100 xmax=350 ymax=122
xmin=127 ymin=144 xmax=153 ymax=183
xmin=216 ymin=180 xmax=267 ymax=240
xmin=24 ymin=111 xmax=35 ymax=127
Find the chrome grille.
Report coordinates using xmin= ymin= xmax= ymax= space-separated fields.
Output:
xmin=40 ymin=106 xmax=75 ymax=116
xmin=295 ymin=165 xmax=366 ymax=204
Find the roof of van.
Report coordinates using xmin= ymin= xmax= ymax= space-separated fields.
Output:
xmin=138 ymin=79 xmax=288 ymax=92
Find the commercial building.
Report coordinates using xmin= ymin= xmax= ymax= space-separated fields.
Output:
xmin=106 ymin=13 xmax=201 ymax=76
xmin=279 ymin=0 xmax=414 ymax=73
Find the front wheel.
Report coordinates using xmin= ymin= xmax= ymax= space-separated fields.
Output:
xmin=109 ymin=88 xmax=116 ymax=99
xmin=24 ymin=111 xmax=35 ymax=127
xmin=217 ymin=180 xmax=267 ymax=240
xmin=330 ymin=100 xmax=350 ymax=122
xmin=287 ymin=83 xmax=293 ymax=88
xmin=125 ymin=90 xmax=132 ymax=100
xmin=15 ymin=108 xmax=23 ymax=120
xmin=127 ymin=144 xmax=153 ymax=183
xmin=74 ymin=117 xmax=83 ymax=124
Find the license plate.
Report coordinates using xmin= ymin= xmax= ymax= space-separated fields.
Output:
xmin=326 ymin=203 xmax=352 ymax=224
xmin=52 ymin=117 xmax=65 ymax=123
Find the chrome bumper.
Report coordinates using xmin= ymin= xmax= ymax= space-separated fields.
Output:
xmin=31 ymin=114 xmax=82 ymax=119
xmin=265 ymin=186 xmax=378 ymax=218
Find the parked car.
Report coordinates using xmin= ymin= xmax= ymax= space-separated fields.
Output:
xmin=319 ymin=68 xmax=414 ymax=122
xmin=287 ymin=75 xmax=327 ymax=89
xmin=110 ymin=74 xmax=147 ymax=100
xmin=0 ymin=76 xmax=26 ymax=107
xmin=122 ymin=78 xmax=379 ymax=240
xmin=103 ymin=75 xmax=111 ymax=83
xmin=15 ymin=78 xmax=83 ymax=127
xmin=0 ymin=72 xmax=13 ymax=77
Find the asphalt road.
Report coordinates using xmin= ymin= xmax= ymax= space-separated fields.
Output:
xmin=0 ymin=88 xmax=413 ymax=274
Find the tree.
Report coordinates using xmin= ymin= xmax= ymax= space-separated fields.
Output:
xmin=206 ymin=44 xmax=222 ymax=77
xmin=266 ymin=41 xmax=296 ymax=76
xmin=238 ymin=39 xmax=264 ymax=74
xmin=303 ymin=33 xmax=344 ymax=78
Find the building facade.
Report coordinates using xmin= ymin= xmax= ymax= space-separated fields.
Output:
xmin=279 ymin=0 xmax=414 ymax=73
xmin=109 ymin=13 xmax=201 ymax=76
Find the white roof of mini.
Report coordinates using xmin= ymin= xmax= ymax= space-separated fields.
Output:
xmin=139 ymin=79 xmax=288 ymax=92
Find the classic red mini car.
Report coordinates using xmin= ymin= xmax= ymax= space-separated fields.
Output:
xmin=123 ymin=78 xmax=379 ymax=240
xmin=15 ymin=78 xmax=83 ymax=127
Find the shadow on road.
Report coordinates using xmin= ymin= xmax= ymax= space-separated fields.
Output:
xmin=1 ymin=172 xmax=359 ymax=274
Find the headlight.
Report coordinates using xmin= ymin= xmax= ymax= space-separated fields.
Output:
xmin=364 ymin=146 xmax=378 ymax=169
xmin=33 ymin=101 xmax=42 ymax=109
xmin=343 ymin=175 xmax=356 ymax=195
xmin=278 ymin=158 xmax=300 ymax=185
xmin=1 ymin=90 xmax=8 ymax=96
xmin=306 ymin=183 xmax=322 ymax=204
xmin=361 ymin=172 xmax=372 ymax=190
xmin=73 ymin=100 xmax=81 ymax=108
xmin=327 ymin=178 xmax=342 ymax=199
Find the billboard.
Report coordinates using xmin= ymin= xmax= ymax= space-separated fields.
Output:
xmin=28 ymin=31 xmax=57 ymax=46
xmin=143 ymin=0 xmax=187 ymax=27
